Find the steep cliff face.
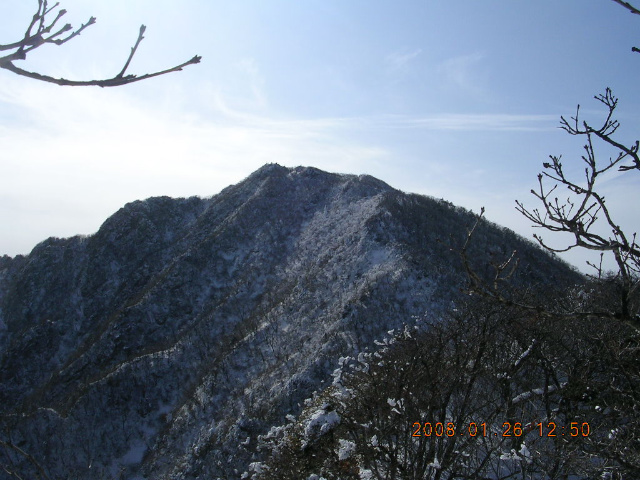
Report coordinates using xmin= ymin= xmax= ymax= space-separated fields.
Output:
xmin=0 ymin=164 xmax=578 ymax=479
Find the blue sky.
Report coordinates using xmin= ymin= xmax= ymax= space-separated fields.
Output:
xmin=1 ymin=0 xmax=639 ymax=272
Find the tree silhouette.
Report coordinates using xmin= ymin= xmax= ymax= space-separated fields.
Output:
xmin=612 ymin=0 xmax=640 ymax=53
xmin=0 ymin=0 xmax=201 ymax=87
xmin=516 ymin=88 xmax=639 ymax=325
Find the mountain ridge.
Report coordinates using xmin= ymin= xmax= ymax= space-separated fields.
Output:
xmin=0 ymin=164 xmax=579 ymax=479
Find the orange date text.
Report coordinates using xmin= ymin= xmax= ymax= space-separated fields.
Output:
xmin=411 ymin=421 xmax=591 ymax=438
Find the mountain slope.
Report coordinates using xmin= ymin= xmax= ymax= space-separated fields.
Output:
xmin=0 ymin=164 xmax=579 ymax=479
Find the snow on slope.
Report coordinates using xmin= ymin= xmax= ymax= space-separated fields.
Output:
xmin=0 ymin=164 xmax=578 ymax=479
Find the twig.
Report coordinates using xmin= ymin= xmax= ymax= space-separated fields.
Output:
xmin=2 ymin=52 xmax=202 ymax=87
xmin=0 ymin=2 xmax=200 ymax=87
xmin=611 ymin=0 xmax=640 ymax=52
xmin=611 ymin=0 xmax=640 ymax=15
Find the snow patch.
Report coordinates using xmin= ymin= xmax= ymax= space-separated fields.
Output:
xmin=337 ymin=439 xmax=356 ymax=460
xmin=499 ymin=444 xmax=531 ymax=463
xmin=359 ymin=468 xmax=374 ymax=480
xmin=512 ymin=383 xmax=562 ymax=404
xmin=248 ymin=462 xmax=266 ymax=475
xmin=305 ymin=407 xmax=340 ymax=439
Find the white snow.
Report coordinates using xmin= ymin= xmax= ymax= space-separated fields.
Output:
xmin=519 ymin=442 xmax=532 ymax=464
xmin=304 ymin=408 xmax=341 ymax=439
xmin=499 ymin=448 xmax=524 ymax=462
xmin=248 ymin=462 xmax=266 ymax=474
xmin=514 ymin=339 xmax=536 ymax=369
xmin=387 ymin=397 xmax=403 ymax=414
xmin=512 ymin=383 xmax=561 ymax=404
xmin=337 ymin=439 xmax=356 ymax=460
xmin=359 ymin=468 xmax=374 ymax=479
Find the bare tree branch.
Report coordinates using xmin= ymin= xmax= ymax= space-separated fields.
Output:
xmin=460 ymin=208 xmax=640 ymax=332
xmin=611 ymin=0 xmax=640 ymax=15
xmin=516 ymin=89 xmax=640 ymax=323
xmin=116 ymin=24 xmax=146 ymax=79
xmin=611 ymin=0 xmax=640 ymax=52
xmin=1 ymin=53 xmax=202 ymax=88
xmin=0 ymin=1 xmax=201 ymax=87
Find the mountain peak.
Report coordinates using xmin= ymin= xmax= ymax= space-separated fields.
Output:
xmin=0 ymin=164 xmax=579 ymax=480
xmin=249 ymin=162 xmax=290 ymax=179
xmin=245 ymin=163 xmax=395 ymax=198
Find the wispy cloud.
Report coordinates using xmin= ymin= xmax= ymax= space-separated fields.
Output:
xmin=385 ymin=48 xmax=423 ymax=74
xmin=371 ymin=113 xmax=557 ymax=132
xmin=437 ymin=51 xmax=488 ymax=99
xmin=235 ymin=58 xmax=268 ymax=109
xmin=199 ymin=87 xmax=556 ymax=134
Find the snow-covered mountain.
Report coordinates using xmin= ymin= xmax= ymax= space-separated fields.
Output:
xmin=0 ymin=164 xmax=578 ymax=479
